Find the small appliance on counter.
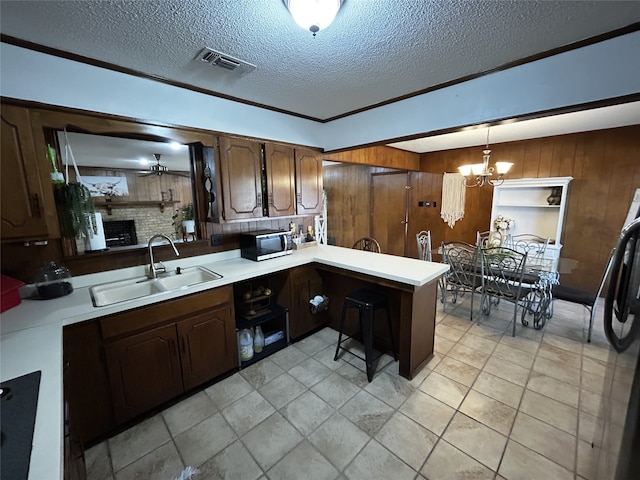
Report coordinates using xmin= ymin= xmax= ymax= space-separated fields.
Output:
xmin=34 ymin=261 xmax=74 ymax=299
xmin=0 ymin=274 xmax=25 ymax=313
xmin=239 ymin=230 xmax=293 ymax=261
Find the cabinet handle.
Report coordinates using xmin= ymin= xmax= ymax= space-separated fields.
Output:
xmin=170 ymin=339 xmax=177 ymax=356
xmin=296 ymin=193 xmax=302 ymax=203
xmin=180 ymin=336 xmax=187 ymax=354
xmin=268 ymin=193 xmax=273 ymax=206
xmin=256 ymin=193 xmax=262 ymax=207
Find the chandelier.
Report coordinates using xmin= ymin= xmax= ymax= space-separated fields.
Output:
xmin=285 ymin=0 xmax=343 ymax=36
xmin=458 ymin=128 xmax=513 ymax=187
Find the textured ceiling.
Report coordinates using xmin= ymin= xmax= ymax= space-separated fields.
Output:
xmin=1 ymin=0 xmax=639 ymax=121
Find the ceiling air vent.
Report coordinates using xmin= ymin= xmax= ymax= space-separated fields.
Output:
xmin=198 ymin=48 xmax=256 ymax=76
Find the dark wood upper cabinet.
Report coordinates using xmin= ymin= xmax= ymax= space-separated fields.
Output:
xmin=295 ymin=149 xmax=323 ymax=215
xmin=1 ymin=105 xmax=58 ymax=240
xmin=264 ymin=143 xmax=296 ymax=217
xmin=218 ymin=136 xmax=264 ymax=220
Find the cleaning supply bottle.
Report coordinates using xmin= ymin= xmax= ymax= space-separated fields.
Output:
xmin=238 ymin=328 xmax=254 ymax=361
xmin=254 ymin=325 xmax=264 ymax=353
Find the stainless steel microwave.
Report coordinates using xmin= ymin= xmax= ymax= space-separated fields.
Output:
xmin=240 ymin=230 xmax=293 ymax=261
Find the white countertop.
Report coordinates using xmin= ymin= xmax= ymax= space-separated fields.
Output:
xmin=0 ymin=244 xmax=448 ymax=479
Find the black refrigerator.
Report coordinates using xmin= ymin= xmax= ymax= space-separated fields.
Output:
xmin=592 ymin=208 xmax=640 ymax=479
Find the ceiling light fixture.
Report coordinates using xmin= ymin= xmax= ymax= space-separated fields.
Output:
xmin=458 ymin=128 xmax=513 ymax=187
xmin=285 ymin=0 xmax=343 ymax=36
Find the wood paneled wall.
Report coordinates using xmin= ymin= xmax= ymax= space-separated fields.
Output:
xmin=324 ymin=125 xmax=640 ymax=291
xmin=323 ymin=145 xmax=420 ymax=171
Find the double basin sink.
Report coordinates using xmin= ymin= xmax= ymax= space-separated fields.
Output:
xmin=90 ymin=266 xmax=223 ymax=307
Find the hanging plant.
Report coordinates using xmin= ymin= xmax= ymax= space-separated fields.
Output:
xmin=52 ymin=131 xmax=98 ymax=239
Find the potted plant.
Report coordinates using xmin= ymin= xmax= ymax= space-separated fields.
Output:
xmin=172 ymin=203 xmax=195 ymax=237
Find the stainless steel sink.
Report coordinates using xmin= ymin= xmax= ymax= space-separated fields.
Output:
xmin=90 ymin=266 xmax=223 ymax=307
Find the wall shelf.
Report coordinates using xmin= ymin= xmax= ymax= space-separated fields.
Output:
xmin=94 ymin=199 xmax=179 ymax=215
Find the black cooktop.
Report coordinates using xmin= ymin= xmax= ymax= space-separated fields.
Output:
xmin=0 ymin=370 xmax=41 ymax=480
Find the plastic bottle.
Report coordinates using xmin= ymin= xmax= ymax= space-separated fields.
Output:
xmin=238 ymin=328 xmax=254 ymax=361
xmin=254 ymin=325 xmax=264 ymax=353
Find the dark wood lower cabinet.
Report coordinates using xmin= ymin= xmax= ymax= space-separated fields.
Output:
xmin=280 ymin=265 xmax=328 ymax=340
xmin=178 ymin=306 xmax=237 ymax=391
xmin=104 ymin=324 xmax=184 ymax=424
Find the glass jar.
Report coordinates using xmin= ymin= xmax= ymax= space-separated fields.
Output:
xmin=35 ymin=261 xmax=74 ymax=299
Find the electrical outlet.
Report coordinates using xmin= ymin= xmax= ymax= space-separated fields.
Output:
xmin=418 ymin=201 xmax=424 ymax=207
xmin=210 ymin=234 xmax=223 ymax=246
xmin=433 ymin=201 xmax=437 ymax=208
xmin=425 ymin=201 xmax=431 ymax=207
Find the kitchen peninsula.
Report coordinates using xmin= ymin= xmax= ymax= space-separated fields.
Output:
xmin=0 ymin=244 xmax=447 ymax=479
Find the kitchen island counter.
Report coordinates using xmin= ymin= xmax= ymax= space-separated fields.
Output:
xmin=0 ymin=244 xmax=448 ymax=480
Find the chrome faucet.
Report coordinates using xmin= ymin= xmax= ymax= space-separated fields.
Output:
xmin=147 ymin=234 xmax=180 ymax=279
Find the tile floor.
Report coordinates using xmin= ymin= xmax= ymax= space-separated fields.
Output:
xmin=85 ymin=293 xmax=631 ymax=480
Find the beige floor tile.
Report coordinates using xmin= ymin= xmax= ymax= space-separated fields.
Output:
xmin=458 ymin=331 xmax=499 ymax=354
xmin=419 ymin=371 xmax=469 ymax=409
xmin=520 ymin=389 xmax=578 ymax=435
xmin=313 ymin=327 xmax=340 ymax=345
xmin=578 ymin=410 xmax=599 ymax=443
xmin=582 ymin=342 xmax=613 ymax=364
xmin=498 ymin=334 xmax=539 ymax=355
xmin=466 ymin=323 xmax=505 ymax=342
xmin=363 ymin=370 xmax=414 ymax=408
xmin=436 ymin=324 xmax=466 ymax=342
xmin=174 ymin=412 xmax=237 ymax=468
xmin=84 ymin=441 xmax=112 ymax=480
xmin=582 ymin=356 xmax=613 ymax=378
xmin=269 ymin=344 xmax=309 ymax=371
xmin=280 ymin=390 xmax=333 ymax=436
xmin=439 ymin=315 xmax=474 ymax=332
xmin=447 ymin=342 xmax=490 ymax=369
xmin=492 ymin=343 xmax=535 ymax=369
xmin=343 ymin=440 xmax=416 ymax=480
xmin=241 ymin=413 xmax=303 ymax=470
xmin=434 ymin=336 xmax=456 ymax=355
xmin=399 ymin=389 xmax=456 ymax=436
xmin=161 ymin=391 xmax=218 ymax=437
xmin=580 ymin=389 xmax=605 ymax=418
xmin=577 ymin=439 xmax=598 ymax=480
xmin=510 ymin=412 xmax=576 ymax=471
xmin=375 ymin=412 xmax=437 ymax=471
xmin=108 ymin=415 xmax=171 ymax=472
xmin=239 ymin=358 xmax=284 ymax=389
xmin=288 ymin=356 xmax=333 ymax=388
xmin=498 ymin=439 xmax=573 ymax=480
xmin=532 ymin=356 xmax=581 ymax=387
xmin=542 ymin=332 xmax=583 ymax=355
xmin=335 ymin=361 xmax=372 ymax=389
xmin=472 ymin=371 xmax=524 ymax=409
xmin=434 ymin=355 xmax=481 ymax=386
xmin=581 ymin=370 xmax=607 ymax=394
xmin=308 ymin=413 xmax=370 ymax=470
xmin=197 ymin=440 xmax=263 ymax=480
xmin=113 ymin=442 xmax=183 ymax=480
xmin=295 ymin=335 xmax=330 ymax=356
xmin=526 ymin=371 xmax=580 ymax=408
xmin=258 ymin=372 xmax=307 ymax=409
xmin=537 ymin=343 xmax=582 ymax=369
xmin=421 ymin=440 xmax=494 ymax=480
xmin=313 ymin=345 xmax=345 ymax=371
xmin=459 ymin=390 xmax=517 ymax=436
xmin=311 ymin=372 xmax=360 ymax=408
xmin=221 ymin=390 xmax=276 ymax=436
xmin=268 ymin=440 xmax=339 ymax=480
xmin=339 ymin=390 xmax=395 ymax=435
xmin=442 ymin=412 xmax=507 ymax=471
xmin=204 ymin=373 xmax=254 ymax=409
xmin=483 ymin=356 xmax=530 ymax=386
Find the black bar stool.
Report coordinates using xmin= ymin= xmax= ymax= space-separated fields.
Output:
xmin=333 ymin=288 xmax=398 ymax=382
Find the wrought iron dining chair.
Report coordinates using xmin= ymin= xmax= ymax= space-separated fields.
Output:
xmin=441 ymin=241 xmax=483 ymax=318
xmin=479 ymin=246 xmax=532 ymax=337
xmin=352 ymin=237 xmax=381 ymax=253
xmin=506 ymin=234 xmax=550 ymax=263
xmin=416 ymin=230 xmax=433 ymax=261
xmin=477 ymin=230 xmax=505 ymax=248
xmin=552 ymin=248 xmax=615 ymax=342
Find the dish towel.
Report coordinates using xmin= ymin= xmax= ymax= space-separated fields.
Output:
xmin=441 ymin=173 xmax=466 ymax=228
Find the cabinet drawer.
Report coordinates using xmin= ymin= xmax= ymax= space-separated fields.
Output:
xmin=100 ymin=285 xmax=232 ymax=340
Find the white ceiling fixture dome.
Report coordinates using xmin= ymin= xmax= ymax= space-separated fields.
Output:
xmin=285 ymin=0 xmax=343 ymax=36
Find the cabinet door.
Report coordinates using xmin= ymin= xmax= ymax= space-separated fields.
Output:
xmin=264 ymin=143 xmax=296 ymax=217
xmin=218 ymin=136 xmax=264 ymax=220
xmin=104 ymin=324 xmax=183 ymax=424
xmin=178 ymin=305 xmax=238 ymax=391
xmin=295 ymin=149 xmax=323 ymax=215
xmin=1 ymin=105 xmax=51 ymax=239
xmin=289 ymin=267 xmax=328 ymax=339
